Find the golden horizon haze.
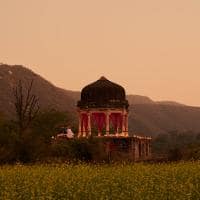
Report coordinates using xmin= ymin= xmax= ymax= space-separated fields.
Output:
xmin=0 ymin=0 xmax=200 ymax=106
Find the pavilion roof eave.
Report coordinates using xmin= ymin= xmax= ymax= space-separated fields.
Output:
xmin=77 ymin=107 xmax=128 ymax=112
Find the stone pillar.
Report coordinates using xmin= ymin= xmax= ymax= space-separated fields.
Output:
xmin=106 ymin=111 xmax=110 ymax=136
xmin=131 ymin=138 xmax=136 ymax=161
xmin=82 ymin=114 xmax=87 ymax=137
xmin=134 ymin=139 xmax=139 ymax=161
xmin=142 ymin=142 xmax=145 ymax=157
xmin=146 ymin=141 xmax=149 ymax=158
xmin=145 ymin=141 xmax=148 ymax=157
xmin=78 ymin=113 xmax=82 ymax=138
xmin=125 ymin=113 xmax=129 ymax=136
xmin=139 ymin=141 xmax=142 ymax=158
xmin=82 ymin=126 xmax=86 ymax=137
xmin=88 ymin=112 xmax=91 ymax=137
xmin=148 ymin=141 xmax=152 ymax=158
xmin=122 ymin=112 xmax=126 ymax=135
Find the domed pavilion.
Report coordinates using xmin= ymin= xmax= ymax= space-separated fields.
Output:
xmin=77 ymin=76 xmax=129 ymax=137
xmin=77 ymin=77 xmax=152 ymax=161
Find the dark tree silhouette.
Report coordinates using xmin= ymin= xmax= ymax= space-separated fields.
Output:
xmin=13 ymin=80 xmax=39 ymax=135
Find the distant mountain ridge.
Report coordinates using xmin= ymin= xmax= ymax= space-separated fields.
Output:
xmin=127 ymin=95 xmax=185 ymax=106
xmin=0 ymin=64 xmax=200 ymax=136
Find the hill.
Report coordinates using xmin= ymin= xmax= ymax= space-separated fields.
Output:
xmin=0 ymin=64 xmax=79 ymax=118
xmin=129 ymin=104 xmax=200 ymax=136
xmin=1 ymin=64 xmax=200 ymax=136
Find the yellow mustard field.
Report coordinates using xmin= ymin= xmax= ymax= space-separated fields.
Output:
xmin=0 ymin=162 xmax=200 ymax=200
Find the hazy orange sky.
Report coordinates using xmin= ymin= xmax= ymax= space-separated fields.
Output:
xmin=1 ymin=0 xmax=200 ymax=106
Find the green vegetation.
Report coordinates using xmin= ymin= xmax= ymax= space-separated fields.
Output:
xmin=0 ymin=162 xmax=200 ymax=200
xmin=0 ymin=110 xmax=77 ymax=163
xmin=1 ymin=110 xmax=200 ymax=163
xmin=153 ymin=131 xmax=200 ymax=161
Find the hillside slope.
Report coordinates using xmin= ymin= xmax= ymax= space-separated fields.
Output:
xmin=0 ymin=64 xmax=78 ymax=117
xmin=129 ymin=104 xmax=200 ymax=136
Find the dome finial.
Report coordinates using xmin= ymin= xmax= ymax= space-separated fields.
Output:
xmin=99 ymin=76 xmax=107 ymax=80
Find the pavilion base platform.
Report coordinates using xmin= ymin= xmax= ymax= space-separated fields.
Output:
xmin=93 ymin=134 xmax=152 ymax=162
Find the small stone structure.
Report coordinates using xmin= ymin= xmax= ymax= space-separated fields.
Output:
xmin=77 ymin=76 xmax=152 ymax=161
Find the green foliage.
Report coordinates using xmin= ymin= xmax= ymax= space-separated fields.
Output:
xmin=32 ymin=109 xmax=76 ymax=141
xmin=153 ymin=131 xmax=200 ymax=161
xmin=2 ymin=107 xmax=200 ymax=163
xmin=51 ymin=138 xmax=107 ymax=162
xmin=52 ymin=139 xmax=92 ymax=161
xmin=168 ymin=148 xmax=183 ymax=161
xmin=0 ymin=120 xmax=19 ymax=163
xmin=0 ymin=162 xmax=200 ymax=199
xmin=0 ymin=110 xmax=77 ymax=163
xmin=183 ymin=144 xmax=200 ymax=160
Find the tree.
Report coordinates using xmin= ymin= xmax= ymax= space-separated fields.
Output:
xmin=32 ymin=109 xmax=75 ymax=141
xmin=13 ymin=80 xmax=39 ymax=135
xmin=12 ymin=80 xmax=40 ymax=162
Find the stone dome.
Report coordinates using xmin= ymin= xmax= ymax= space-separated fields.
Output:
xmin=77 ymin=76 xmax=129 ymax=109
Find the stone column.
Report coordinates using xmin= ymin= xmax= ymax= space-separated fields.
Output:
xmin=82 ymin=114 xmax=87 ymax=137
xmin=145 ymin=141 xmax=148 ymax=157
xmin=78 ymin=113 xmax=82 ymax=138
xmin=148 ymin=141 xmax=152 ymax=158
xmin=122 ymin=112 xmax=126 ymax=135
xmin=134 ymin=139 xmax=139 ymax=161
xmin=145 ymin=141 xmax=149 ymax=158
xmin=125 ymin=113 xmax=129 ymax=136
xmin=88 ymin=112 xmax=91 ymax=137
xmin=142 ymin=141 xmax=145 ymax=157
xmin=106 ymin=111 xmax=110 ymax=136
xmin=139 ymin=141 xmax=142 ymax=158
xmin=131 ymin=138 xmax=136 ymax=161
xmin=82 ymin=126 xmax=86 ymax=137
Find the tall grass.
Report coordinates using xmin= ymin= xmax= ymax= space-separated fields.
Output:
xmin=0 ymin=162 xmax=200 ymax=200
